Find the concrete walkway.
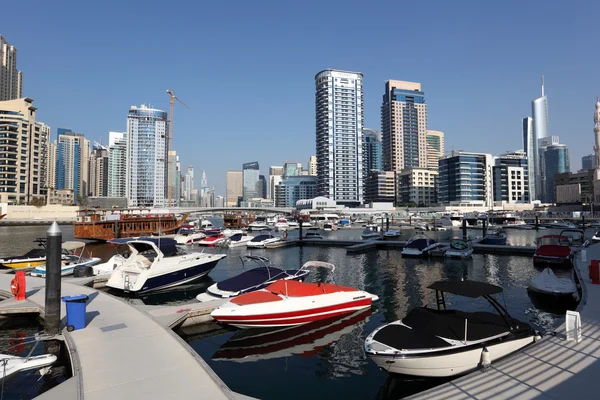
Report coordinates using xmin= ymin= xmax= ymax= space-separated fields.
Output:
xmin=410 ymin=244 xmax=600 ymax=399
xmin=0 ymin=273 xmax=243 ymax=400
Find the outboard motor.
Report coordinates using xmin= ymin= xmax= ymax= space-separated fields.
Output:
xmin=73 ymin=265 xmax=94 ymax=278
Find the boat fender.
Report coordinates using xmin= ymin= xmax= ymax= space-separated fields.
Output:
xmin=10 ymin=277 xmax=19 ymax=296
xmin=283 ymin=231 xmax=288 ymax=239
xmin=480 ymin=346 xmax=491 ymax=368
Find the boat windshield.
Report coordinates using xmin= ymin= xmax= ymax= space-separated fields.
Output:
xmin=538 ymin=236 xmax=570 ymax=246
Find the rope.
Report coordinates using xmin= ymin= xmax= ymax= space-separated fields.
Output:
xmin=1 ymin=358 xmax=7 ymax=400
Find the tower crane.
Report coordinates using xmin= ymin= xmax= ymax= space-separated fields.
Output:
xmin=166 ymin=89 xmax=190 ymax=207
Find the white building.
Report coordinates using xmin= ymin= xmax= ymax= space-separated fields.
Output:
xmin=308 ymin=156 xmax=317 ymax=176
xmin=269 ymin=166 xmax=283 ymax=200
xmin=493 ymin=150 xmax=529 ymax=204
xmin=531 ymin=76 xmax=549 ymax=200
xmin=396 ymin=168 xmax=438 ymax=206
xmin=184 ymin=166 xmax=194 ymax=201
xmin=0 ymin=35 xmax=23 ymax=101
xmin=315 ymin=69 xmax=363 ymax=206
xmin=108 ymin=131 xmax=127 ymax=198
xmin=126 ymin=105 xmax=168 ymax=208
xmin=522 ymin=116 xmax=536 ymax=201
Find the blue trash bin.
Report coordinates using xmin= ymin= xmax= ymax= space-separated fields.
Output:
xmin=62 ymin=294 xmax=89 ymax=331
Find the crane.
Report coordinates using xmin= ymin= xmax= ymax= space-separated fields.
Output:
xmin=166 ymin=89 xmax=190 ymax=207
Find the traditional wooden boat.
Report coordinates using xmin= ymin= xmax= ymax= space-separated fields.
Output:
xmin=73 ymin=208 xmax=189 ymax=241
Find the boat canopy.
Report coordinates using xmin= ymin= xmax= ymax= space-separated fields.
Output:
xmin=427 ymin=280 xmax=503 ymax=298
xmin=301 ymin=261 xmax=335 ymax=272
xmin=114 ymin=237 xmax=179 ymax=256
xmin=217 ymin=267 xmax=289 ymax=292
xmin=62 ymin=241 xmax=87 ymax=251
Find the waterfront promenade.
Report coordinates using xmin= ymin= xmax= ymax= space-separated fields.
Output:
xmin=411 ymin=244 xmax=600 ymax=399
xmin=0 ymin=272 xmax=248 ymax=400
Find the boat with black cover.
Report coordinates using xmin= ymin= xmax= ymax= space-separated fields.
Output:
xmin=365 ymin=279 xmax=539 ymax=377
xmin=196 ymin=255 xmax=310 ymax=301
xmin=401 ymin=232 xmax=443 ymax=257
xmin=480 ymin=230 xmax=507 ymax=245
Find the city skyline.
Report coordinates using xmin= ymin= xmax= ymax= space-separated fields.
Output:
xmin=0 ymin=1 xmax=596 ymax=196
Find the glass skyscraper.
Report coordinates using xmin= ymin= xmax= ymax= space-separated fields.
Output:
xmin=315 ymin=69 xmax=363 ymax=206
xmin=438 ymin=151 xmax=494 ymax=206
xmin=531 ymin=77 xmax=549 ymax=201
xmin=522 ymin=117 xmax=537 ymax=201
xmin=242 ymin=161 xmax=260 ymax=200
xmin=582 ymin=154 xmax=595 ymax=170
xmin=544 ymin=144 xmax=570 ymax=203
xmin=362 ymin=128 xmax=382 ymax=176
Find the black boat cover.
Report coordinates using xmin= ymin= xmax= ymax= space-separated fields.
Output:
xmin=121 ymin=238 xmax=179 ymax=257
xmin=405 ymin=238 xmax=435 ymax=249
xmin=427 ymin=280 xmax=503 ymax=298
xmin=373 ymin=323 xmax=450 ymax=350
xmin=217 ymin=267 xmax=300 ymax=292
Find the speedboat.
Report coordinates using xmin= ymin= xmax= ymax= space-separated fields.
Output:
xmin=199 ymin=220 xmax=215 ymax=230
xmin=174 ymin=225 xmax=206 ymax=245
xmin=246 ymin=233 xmax=282 ymax=248
xmin=304 ymin=227 xmax=323 ymax=239
xmin=0 ymin=238 xmax=68 ymax=269
xmin=527 ymin=268 xmax=578 ymax=311
xmin=592 ymin=229 xmax=600 ymax=243
xmin=248 ymin=216 xmax=270 ymax=232
xmin=383 ymin=230 xmax=402 ymax=240
xmin=543 ymin=220 xmax=577 ymax=229
xmin=227 ymin=233 xmax=254 ymax=248
xmin=480 ymin=230 xmax=507 ymax=245
xmin=444 ymin=239 xmax=473 ymax=259
xmin=361 ymin=225 xmax=382 ymax=240
xmin=414 ymin=223 xmax=429 ymax=231
xmin=516 ymin=224 xmax=535 ymax=230
xmin=401 ymin=233 xmax=443 ymax=257
xmin=274 ymin=219 xmax=289 ymax=231
xmin=196 ymin=255 xmax=310 ymax=301
xmin=106 ymin=238 xmax=226 ymax=293
xmin=76 ymin=240 xmax=131 ymax=278
xmin=431 ymin=225 xmax=447 ymax=231
xmin=365 ymin=279 xmax=539 ymax=377
xmin=533 ymin=235 xmax=573 ymax=268
xmin=560 ymin=229 xmax=587 ymax=248
xmin=197 ymin=231 xmax=225 ymax=246
xmin=0 ymin=353 xmax=57 ymax=380
xmin=30 ymin=242 xmax=101 ymax=277
xmin=210 ymin=261 xmax=379 ymax=328
xmin=212 ymin=308 xmax=372 ymax=363
xmin=323 ymin=222 xmax=337 ymax=231
xmin=286 ymin=219 xmax=299 ymax=229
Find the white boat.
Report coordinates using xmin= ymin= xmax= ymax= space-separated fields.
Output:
xmin=30 ymin=242 xmax=101 ymax=277
xmin=431 ymin=225 xmax=447 ymax=231
xmin=592 ymin=229 xmax=600 ymax=243
xmin=248 ymin=216 xmax=270 ymax=231
xmin=0 ymin=353 xmax=57 ymax=380
xmin=211 ymin=261 xmax=379 ymax=329
xmin=323 ymin=222 xmax=338 ymax=231
xmin=106 ymin=238 xmax=226 ymax=293
xmin=173 ymin=226 xmax=206 ymax=245
xmin=361 ymin=224 xmax=382 ymax=240
xmin=527 ymin=268 xmax=577 ymax=298
xmin=286 ymin=219 xmax=299 ymax=229
xmin=401 ymin=233 xmax=443 ymax=257
xmin=196 ymin=255 xmax=310 ymax=301
xmin=383 ymin=230 xmax=402 ymax=240
xmin=199 ymin=220 xmax=215 ymax=230
xmin=227 ymin=233 xmax=254 ymax=248
xmin=274 ymin=219 xmax=290 ymax=231
xmin=440 ymin=213 xmax=463 ymax=227
xmin=444 ymin=239 xmax=474 ymax=259
xmin=304 ymin=227 xmax=323 ymax=239
xmin=365 ymin=280 xmax=539 ymax=377
xmin=246 ymin=233 xmax=282 ymax=248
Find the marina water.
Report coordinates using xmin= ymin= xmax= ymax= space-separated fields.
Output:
xmin=0 ymin=223 xmax=579 ymax=399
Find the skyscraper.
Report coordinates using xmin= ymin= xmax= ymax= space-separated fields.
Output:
xmin=269 ymin=166 xmax=283 ymax=200
xmin=126 ymin=105 xmax=168 ymax=208
xmin=283 ymin=162 xmax=302 ymax=178
xmin=0 ymin=36 xmax=23 ymax=101
xmin=226 ymin=170 xmax=243 ymax=206
xmin=108 ymin=131 xmax=127 ymax=198
xmin=493 ymin=150 xmax=529 ymax=204
xmin=439 ymin=151 xmax=494 ymax=207
xmin=308 ymin=156 xmax=317 ymax=176
xmin=363 ymin=128 xmax=382 ymax=175
xmin=426 ymin=130 xmax=444 ymax=171
xmin=258 ymin=175 xmax=267 ymax=199
xmin=532 ymin=76 xmax=549 ymax=200
xmin=544 ymin=143 xmax=570 ymax=204
xmin=242 ymin=161 xmax=260 ymax=200
xmin=168 ymin=151 xmax=180 ymax=206
xmin=184 ymin=166 xmax=194 ymax=201
xmin=582 ymin=154 xmax=595 ymax=170
xmin=522 ymin=117 xmax=537 ymax=201
xmin=315 ymin=69 xmax=363 ymax=206
xmin=46 ymin=141 xmax=57 ymax=190
xmin=382 ymin=80 xmax=428 ymax=172
xmin=89 ymin=142 xmax=109 ymax=197
xmin=57 ymin=131 xmax=90 ymax=202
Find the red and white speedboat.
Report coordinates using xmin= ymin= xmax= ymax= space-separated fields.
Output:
xmin=211 ymin=261 xmax=379 ymax=329
xmin=533 ymin=234 xmax=573 ymax=268
xmin=198 ymin=233 xmax=225 ymax=246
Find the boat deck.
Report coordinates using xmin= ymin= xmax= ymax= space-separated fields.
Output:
xmin=410 ymin=245 xmax=600 ymax=399
xmin=0 ymin=273 xmax=246 ymax=400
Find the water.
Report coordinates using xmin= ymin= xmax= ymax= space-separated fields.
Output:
xmin=0 ymin=223 xmax=586 ymax=399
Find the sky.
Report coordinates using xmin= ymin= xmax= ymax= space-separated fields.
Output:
xmin=1 ymin=0 xmax=597 ymax=196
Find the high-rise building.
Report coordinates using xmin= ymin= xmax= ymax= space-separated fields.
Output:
xmin=0 ymin=98 xmax=46 ymax=204
xmin=522 ymin=117 xmax=537 ymax=201
xmin=439 ymin=151 xmax=494 ymax=207
xmin=308 ymin=156 xmax=317 ymax=176
xmin=363 ymin=128 xmax=382 ymax=177
xmin=242 ymin=161 xmax=260 ymax=200
xmin=108 ymin=131 xmax=127 ymax=198
xmin=493 ymin=150 xmax=529 ymax=204
xmin=126 ymin=105 xmax=168 ymax=208
xmin=582 ymin=154 xmax=596 ymax=171
xmin=537 ymin=136 xmax=564 ymax=203
xmin=89 ymin=142 xmax=109 ymax=197
xmin=315 ymin=69 xmax=363 ymax=206
xmin=56 ymin=131 xmax=90 ymax=203
xmin=543 ymin=143 xmax=570 ymax=204
xmin=37 ymin=122 xmax=50 ymax=197
xmin=215 ymin=195 xmax=225 ymax=208
xmin=532 ymin=77 xmax=549 ymax=200
xmin=382 ymin=80 xmax=427 ymax=172
xmin=593 ymin=99 xmax=600 ymax=204
xmin=364 ymin=170 xmax=395 ymax=203
xmin=258 ymin=175 xmax=267 ymax=199
xmin=226 ymin=170 xmax=243 ymax=206
xmin=283 ymin=162 xmax=302 ymax=178
xmin=268 ymin=166 xmax=284 ymax=200
xmin=184 ymin=166 xmax=194 ymax=201
xmin=426 ymin=130 xmax=444 ymax=171
xmin=555 ymin=169 xmax=594 ymax=205
xmin=167 ymin=151 xmax=180 ymax=206
xmin=396 ymin=169 xmax=437 ymax=206
xmin=274 ymin=176 xmax=317 ymax=207
xmin=0 ymin=36 xmax=23 ymax=101
xmin=46 ymin=141 xmax=57 ymax=190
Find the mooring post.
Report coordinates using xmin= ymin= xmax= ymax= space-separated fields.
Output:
xmin=482 ymin=220 xmax=487 ymax=238
xmin=298 ymin=216 xmax=303 ymax=241
xmin=535 ymin=215 xmax=539 ymax=230
xmin=462 ymin=218 xmax=467 ymax=240
xmin=386 ymin=216 xmax=390 ymax=231
xmin=582 ymin=215 xmax=586 ymax=230
xmin=45 ymin=222 xmax=62 ymax=334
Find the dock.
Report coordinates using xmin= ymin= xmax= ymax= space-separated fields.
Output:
xmin=0 ymin=273 xmax=250 ymax=400
xmin=409 ymin=244 xmax=600 ymax=399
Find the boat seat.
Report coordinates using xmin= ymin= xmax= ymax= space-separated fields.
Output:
xmin=231 ymin=291 xmax=282 ymax=305
xmin=265 ymin=280 xmax=357 ymax=297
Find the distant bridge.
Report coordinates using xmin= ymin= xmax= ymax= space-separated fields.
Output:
xmin=169 ymin=207 xmax=295 ymax=214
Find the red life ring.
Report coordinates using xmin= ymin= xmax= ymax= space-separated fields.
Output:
xmin=10 ymin=277 xmax=19 ymax=296
xmin=283 ymin=231 xmax=288 ymax=239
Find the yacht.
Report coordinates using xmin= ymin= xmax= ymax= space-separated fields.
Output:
xmin=174 ymin=225 xmax=206 ymax=245
xmin=274 ymin=219 xmax=289 ymax=231
xmin=304 ymin=227 xmax=323 ymax=239
xmin=480 ymin=230 xmax=507 ymax=245
xmin=248 ymin=216 xmax=270 ymax=231
xmin=227 ymin=233 xmax=254 ymax=248
xmin=106 ymin=238 xmax=226 ymax=293
xmin=286 ymin=219 xmax=299 ymax=229
xmin=246 ymin=233 xmax=282 ymax=248
xmin=323 ymin=222 xmax=338 ymax=231
xmin=401 ymin=232 xmax=444 ymax=257
xmin=365 ymin=280 xmax=539 ymax=377
xmin=439 ymin=213 xmax=463 ymax=227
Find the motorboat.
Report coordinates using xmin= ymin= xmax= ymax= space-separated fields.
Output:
xmin=361 ymin=224 xmax=382 ymax=240
xmin=227 ymin=233 xmax=254 ymax=248
xmin=383 ymin=230 xmax=402 ymax=240
xmin=533 ymin=235 xmax=573 ymax=268
xmin=480 ymin=230 xmax=507 ymax=245
xmin=0 ymin=353 xmax=57 ymax=380
xmin=592 ymin=229 xmax=600 ymax=243
xmin=527 ymin=268 xmax=578 ymax=311
xmin=0 ymin=238 xmax=69 ymax=269
xmin=286 ymin=219 xmax=299 ymax=229
xmin=105 ymin=238 xmax=226 ymax=293
xmin=274 ymin=219 xmax=289 ymax=231
xmin=246 ymin=233 xmax=282 ymax=248
xmin=30 ymin=242 xmax=101 ymax=277
xmin=559 ymin=229 xmax=587 ymax=248
xmin=212 ymin=308 xmax=372 ymax=363
xmin=431 ymin=225 xmax=447 ymax=231
xmin=196 ymin=255 xmax=310 ymax=301
xmin=248 ymin=216 xmax=270 ymax=231
xmin=414 ymin=223 xmax=429 ymax=231
xmin=210 ymin=261 xmax=379 ymax=328
xmin=77 ymin=240 xmax=131 ymax=277
xmin=303 ymin=227 xmax=323 ymax=239
xmin=323 ymin=222 xmax=338 ymax=231
xmin=401 ymin=233 xmax=444 ymax=257
xmin=365 ymin=279 xmax=539 ymax=377
xmin=197 ymin=231 xmax=225 ymax=246
xmin=543 ymin=220 xmax=577 ymax=229
xmin=440 ymin=214 xmax=463 ymax=227
xmin=174 ymin=225 xmax=206 ymax=245
xmin=444 ymin=239 xmax=473 ymax=259
xmin=515 ymin=224 xmax=535 ymax=230
xmin=199 ymin=220 xmax=215 ymax=230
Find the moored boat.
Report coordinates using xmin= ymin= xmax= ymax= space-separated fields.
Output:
xmin=401 ymin=232 xmax=443 ymax=257
xmin=0 ymin=353 xmax=57 ymax=380
xmin=444 ymin=239 xmax=473 ymax=259
xmin=480 ymin=230 xmax=507 ymax=245
xmin=173 ymin=225 xmax=206 ymax=245
xmin=303 ymin=227 xmax=323 ymax=239
xmin=30 ymin=242 xmax=101 ymax=277
xmin=361 ymin=224 xmax=382 ymax=240
xmin=0 ymin=238 xmax=62 ymax=269
xmin=527 ymin=268 xmax=578 ymax=311
xmin=246 ymin=233 xmax=282 ymax=248
xmin=383 ymin=230 xmax=402 ymax=240
xmin=533 ymin=234 xmax=573 ymax=268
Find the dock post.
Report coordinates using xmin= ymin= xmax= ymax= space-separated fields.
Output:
xmin=482 ymin=220 xmax=487 ymax=238
xmin=45 ymin=222 xmax=62 ymax=335
xmin=535 ymin=216 xmax=539 ymax=230
xmin=386 ymin=216 xmax=390 ymax=231
xmin=582 ymin=215 xmax=586 ymax=230
xmin=462 ymin=218 xmax=467 ymax=240
xmin=298 ymin=216 xmax=303 ymax=241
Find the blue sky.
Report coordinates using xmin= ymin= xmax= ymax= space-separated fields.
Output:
xmin=1 ymin=0 xmax=595 ymax=195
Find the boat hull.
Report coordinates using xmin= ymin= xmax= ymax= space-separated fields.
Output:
xmin=533 ymin=255 xmax=572 ymax=269
xmin=0 ymin=259 xmax=46 ymax=269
